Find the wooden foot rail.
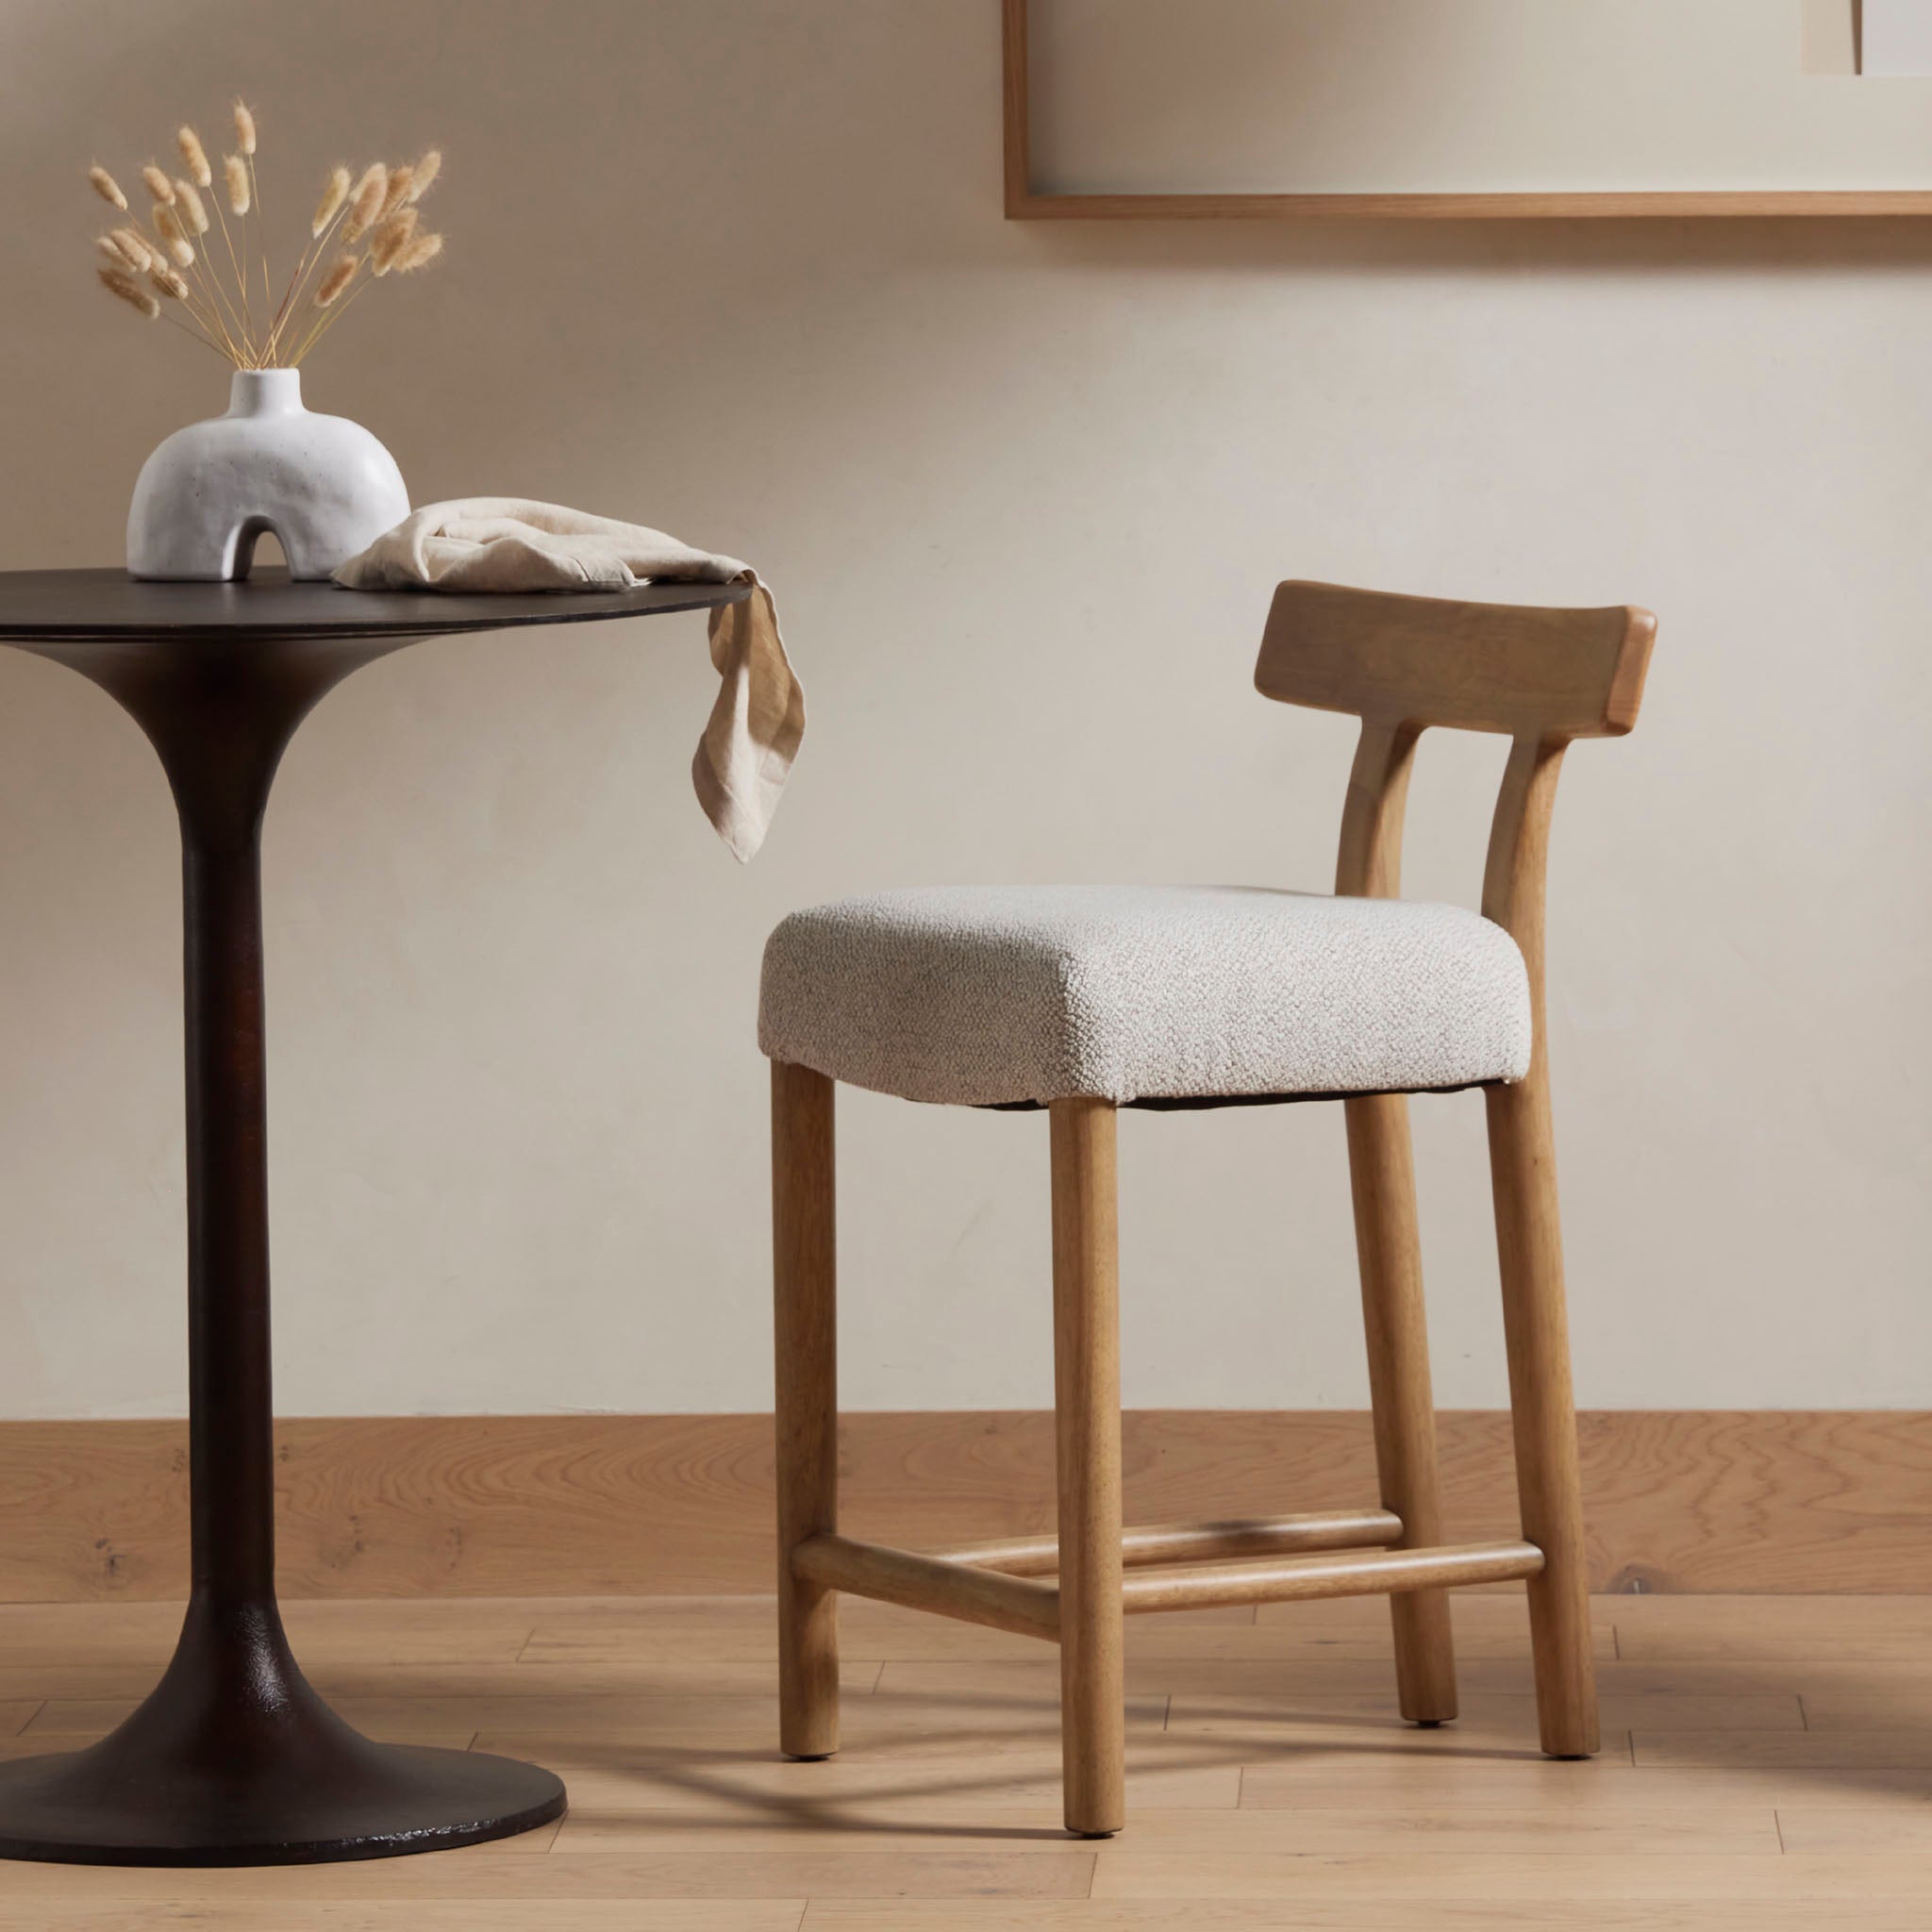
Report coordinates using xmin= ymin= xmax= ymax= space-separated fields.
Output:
xmin=791 ymin=1523 xmax=1543 ymax=1635
xmin=1119 ymin=1539 xmax=1543 ymax=1614
xmin=939 ymin=1507 xmax=1401 ymax=1578
xmin=791 ymin=1534 xmax=1061 ymax=1641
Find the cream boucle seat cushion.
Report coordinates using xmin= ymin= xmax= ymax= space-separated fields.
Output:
xmin=759 ymin=884 xmax=1532 ymax=1108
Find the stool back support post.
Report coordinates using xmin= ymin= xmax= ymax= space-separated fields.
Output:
xmin=1334 ymin=719 xmax=1458 ymax=1724
xmin=1259 ymin=579 xmax=1656 ymax=1761
xmin=1482 ymin=734 xmax=1598 ymax=1755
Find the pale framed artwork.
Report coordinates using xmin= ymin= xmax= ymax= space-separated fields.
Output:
xmin=1003 ymin=0 xmax=1932 ymax=218
xmin=1866 ymin=0 xmax=1932 ymax=75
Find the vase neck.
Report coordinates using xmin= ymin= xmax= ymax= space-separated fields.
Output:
xmin=225 ymin=369 xmax=303 ymax=419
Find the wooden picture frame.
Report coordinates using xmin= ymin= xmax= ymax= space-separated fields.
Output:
xmin=1002 ymin=0 xmax=1932 ymax=220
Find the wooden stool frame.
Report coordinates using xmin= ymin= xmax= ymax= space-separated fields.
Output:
xmin=771 ymin=580 xmax=1657 ymax=1836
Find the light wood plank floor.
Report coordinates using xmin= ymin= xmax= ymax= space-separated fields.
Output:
xmin=2 ymin=1591 xmax=1931 ymax=1927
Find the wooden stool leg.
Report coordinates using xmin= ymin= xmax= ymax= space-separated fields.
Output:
xmin=773 ymin=1061 xmax=840 ymax=1760
xmin=1050 ymin=1099 xmax=1125 ymax=1839
xmin=1487 ymin=1068 xmax=1599 ymax=1759
xmin=1345 ymin=1091 xmax=1458 ymax=1724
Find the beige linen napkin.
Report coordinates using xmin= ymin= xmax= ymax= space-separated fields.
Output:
xmin=334 ymin=498 xmax=803 ymax=861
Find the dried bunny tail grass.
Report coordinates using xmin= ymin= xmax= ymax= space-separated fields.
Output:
xmin=311 ymin=165 xmax=351 ymax=236
xmin=148 ymin=260 xmax=191 ymax=301
xmin=142 ymin=163 xmax=175 ymax=205
xmin=176 ymin=126 xmax=211 ymax=189
xmin=370 ymin=207 xmax=417 ymax=275
xmin=98 ymin=231 xmax=148 ymax=271
xmin=233 ymin=100 xmax=257 ymax=157
xmin=225 ymin=154 xmax=250 ymax=215
xmin=174 ymin=179 xmax=209 ymax=236
xmin=112 ymin=225 xmax=155 ymax=270
xmin=99 ymin=266 xmax=159 ymax=319
xmin=153 ymin=203 xmax=195 ymax=268
xmin=405 ymin=150 xmax=441 ymax=202
xmin=340 ymin=164 xmax=388 ymax=243
xmin=396 ymin=231 xmax=443 ymax=272
xmin=89 ymin=165 xmax=127 ymax=209
xmin=315 ymin=254 xmax=359 ymax=307
xmin=380 ymin=165 xmax=414 ymax=217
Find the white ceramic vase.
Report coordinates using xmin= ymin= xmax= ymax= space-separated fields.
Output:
xmin=126 ymin=369 xmax=409 ymax=581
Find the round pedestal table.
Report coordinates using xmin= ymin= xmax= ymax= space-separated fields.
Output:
xmin=0 ymin=568 xmax=751 ymax=1865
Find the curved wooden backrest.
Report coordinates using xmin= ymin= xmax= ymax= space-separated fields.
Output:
xmin=1255 ymin=580 xmax=1655 ymax=741
xmin=1252 ymin=579 xmax=1657 ymax=1085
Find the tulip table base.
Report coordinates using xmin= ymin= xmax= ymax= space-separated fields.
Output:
xmin=0 ymin=571 xmax=750 ymax=1863
xmin=0 ymin=1665 xmax=565 ymax=1865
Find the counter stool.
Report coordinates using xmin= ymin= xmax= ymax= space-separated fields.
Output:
xmin=759 ymin=579 xmax=1656 ymax=1837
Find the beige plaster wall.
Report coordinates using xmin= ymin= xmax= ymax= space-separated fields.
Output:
xmin=0 ymin=0 xmax=1926 ymax=1417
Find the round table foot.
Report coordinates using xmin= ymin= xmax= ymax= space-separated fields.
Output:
xmin=0 ymin=1736 xmax=563 ymax=1867
xmin=0 ymin=1704 xmax=563 ymax=1866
